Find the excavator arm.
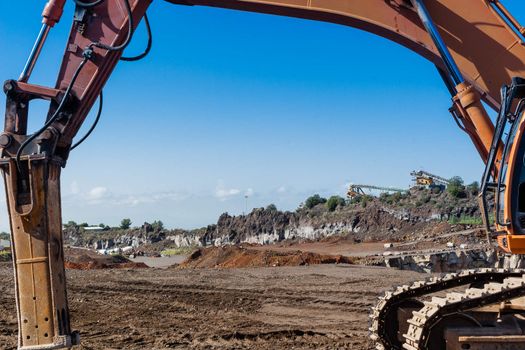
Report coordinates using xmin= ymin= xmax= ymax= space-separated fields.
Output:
xmin=1 ymin=1 xmax=150 ymax=348
xmin=1 ymin=0 xmax=525 ymax=349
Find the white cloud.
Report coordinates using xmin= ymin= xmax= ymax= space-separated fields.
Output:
xmin=151 ymin=192 xmax=189 ymax=201
xmin=112 ymin=191 xmax=190 ymax=206
xmin=63 ymin=186 xmax=192 ymax=208
xmin=215 ymin=187 xmax=240 ymax=200
xmin=70 ymin=181 xmax=79 ymax=195
xmin=87 ymin=186 xmax=108 ymax=200
xmin=244 ymin=188 xmax=254 ymax=196
xmin=214 ymin=180 xmax=241 ymax=201
xmin=277 ymin=186 xmax=287 ymax=193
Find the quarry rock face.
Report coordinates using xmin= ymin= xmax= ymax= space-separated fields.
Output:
xmin=64 ymin=188 xmax=483 ymax=252
xmin=197 ymin=189 xmax=480 ymax=247
xmin=497 ymin=254 xmax=525 ymax=269
xmin=383 ymin=249 xmax=498 ymax=273
xmin=166 ymin=233 xmax=202 ymax=247
xmin=379 ymin=249 xmax=525 ymax=273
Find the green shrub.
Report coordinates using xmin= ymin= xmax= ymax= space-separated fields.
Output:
xmin=0 ymin=250 xmax=11 ymax=261
xmin=447 ymin=176 xmax=467 ymax=198
xmin=305 ymin=194 xmax=327 ymax=209
xmin=448 ymin=215 xmax=483 ymax=225
xmin=151 ymin=220 xmax=164 ymax=231
xmin=266 ymin=204 xmax=277 ymax=211
xmin=63 ymin=221 xmax=78 ymax=228
xmin=161 ymin=247 xmax=197 ymax=256
xmin=326 ymin=196 xmax=345 ymax=212
xmin=348 ymin=196 xmax=362 ymax=205
xmin=120 ymin=218 xmax=132 ymax=230
xmin=467 ymin=181 xmax=480 ymax=195
xmin=361 ymin=195 xmax=371 ymax=208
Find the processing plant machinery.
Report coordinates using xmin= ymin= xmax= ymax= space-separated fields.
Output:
xmin=347 ymin=184 xmax=408 ymax=198
xmin=411 ymin=170 xmax=451 ymax=188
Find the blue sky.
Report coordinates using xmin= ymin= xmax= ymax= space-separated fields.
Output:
xmin=0 ymin=1 xmax=523 ymax=230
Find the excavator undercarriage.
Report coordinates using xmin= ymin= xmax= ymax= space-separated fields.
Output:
xmin=370 ymin=268 xmax=525 ymax=350
xmin=2 ymin=0 xmax=525 ymax=349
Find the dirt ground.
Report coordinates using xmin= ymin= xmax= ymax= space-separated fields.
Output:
xmin=180 ymin=246 xmax=355 ymax=269
xmin=0 ymin=262 xmax=421 ymax=350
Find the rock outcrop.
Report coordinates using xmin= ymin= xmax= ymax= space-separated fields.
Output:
xmin=64 ymin=187 xmax=482 ymax=252
xmin=383 ymin=249 xmax=497 ymax=273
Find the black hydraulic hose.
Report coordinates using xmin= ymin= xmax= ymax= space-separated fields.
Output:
xmin=121 ymin=13 xmax=152 ymax=62
xmin=479 ymin=85 xmax=510 ymax=233
xmin=16 ymin=57 xmax=89 ymax=174
xmin=88 ymin=0 xmax=133 ymax=52
xmin=73 ymin=0 xmax=105 ymax=8
xmin=71 ymin=91 xmax=103 ymax=151
xmin=480 ymin=86 xmax=509 ymax=192
xmin=76 ymin=0 xmax=151 ymax=61
xmin=70 ymin=4 xmax=152 ymax=152
xmin=495 ymin=89 xmax=516 ymax=227
xmin=18 ymin=0 xmax=149 ymax=165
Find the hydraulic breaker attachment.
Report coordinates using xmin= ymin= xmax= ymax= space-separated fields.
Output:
xmin=1 ymin=67 xmax=79 ymax=350
xmin=0 ymin=157 xmax=78 ymax=349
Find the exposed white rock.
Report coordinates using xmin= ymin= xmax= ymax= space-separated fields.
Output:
xmin=385 ymin=249 xmax=497 ymax=273
xmin=242 ymin=231 xmax=281 ymax=245
xmin=167 ymin=234 xmax=202 ymax=248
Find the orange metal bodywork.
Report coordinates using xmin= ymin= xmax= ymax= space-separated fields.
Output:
xmin=500 ymin=100 xmax=525 ymax=254
xmin=497 ymin=235 xmax=525 ymax=254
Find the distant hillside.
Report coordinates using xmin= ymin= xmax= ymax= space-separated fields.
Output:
xmin=64 ymin=186 xmax=485 ymax=254
xmin=200 ymin=186 xmax=482 ymax=245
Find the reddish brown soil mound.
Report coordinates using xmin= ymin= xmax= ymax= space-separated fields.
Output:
xmin=179 ymin=246 xmax=355 ymax=269
xmin=64 ymin=248 xmax=148 ymax=270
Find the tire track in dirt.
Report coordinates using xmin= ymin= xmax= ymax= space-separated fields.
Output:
xmin=0 ymin=263 xmax=421 ymax=350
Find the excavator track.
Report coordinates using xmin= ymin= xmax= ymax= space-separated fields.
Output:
xmin=403 ymin=273 xmax=525 ymax=349
xmin=369 ymin=268 xmax=525 ymax=350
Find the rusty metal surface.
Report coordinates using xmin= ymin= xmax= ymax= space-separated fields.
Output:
xmin=1 ymin=159 xmax=73 ymax=349
xmin=51 ymin=0 xmax=151 ymax=151
xmin=446 ymin=329 xmax=525 ymax=350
